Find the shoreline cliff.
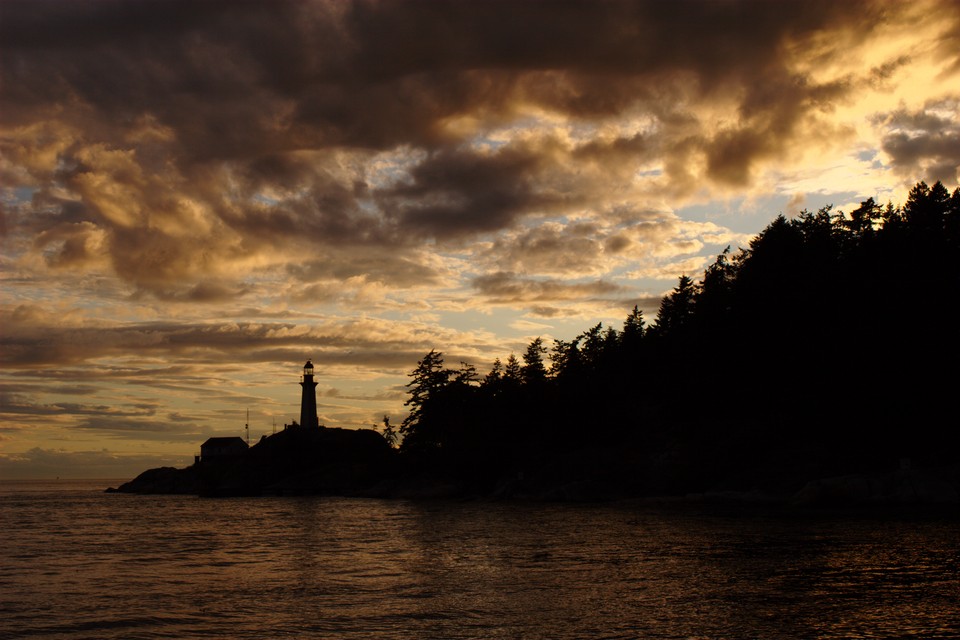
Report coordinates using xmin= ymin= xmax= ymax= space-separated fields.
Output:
xmin=107 ymin=425 xmax=960 ymax=507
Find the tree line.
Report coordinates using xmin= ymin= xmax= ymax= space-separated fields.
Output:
xmin=390 ymin=181 xmax=960 ymax=494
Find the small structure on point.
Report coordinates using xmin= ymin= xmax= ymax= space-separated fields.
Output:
xmin=200 ymin=436 xmax=249 ymax=462
xmin=299 ymin=359 xmax=319 ymax=429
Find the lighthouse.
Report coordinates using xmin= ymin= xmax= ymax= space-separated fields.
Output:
xmin=299 ymin=360 xmax=319 ymax=429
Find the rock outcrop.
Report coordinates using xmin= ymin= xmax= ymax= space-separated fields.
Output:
xmin=106 ymin=465 xmax=198 ymax=494
xmin=108 ymin=426 xmax=395 ymax=497
xmin=791 ymin=466 xmax=960 ymax=506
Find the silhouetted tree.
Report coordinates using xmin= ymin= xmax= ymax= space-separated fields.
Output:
xmin=616 ymin=306 xmax=646 ymax=376
xmin=503 ymin=354 xmax=522 ymax=383
xmin=483 ymin=358 xmax=504 ymax=387
xmin=550 ymin=337 xmax=580 ymax=378
xmin=846 ymin=197 xmax=882 ymax=237
xmin=621 ymin=305 xmax=645 ymax=342
xmin=904 ymin=180 xmax=949 ymax=233
xmin=391 ymin=179 xmax=960 ymax=493
xmin=521 ymin=337 xmax=548 ymax=384
xmin=946 ymin=186 xmax=960 ymax=248
xmin=455 ymin=361 xmax=479 ymax=385
xmin=696 ymin=247 xmax=736 ymax=323
xmin=652 ymin=275 xmax=698 ymax=337
xmin=400 ymin=349 xmax=451 ymax=453
xmin=379 ymin=415 xmax=398 ymax=449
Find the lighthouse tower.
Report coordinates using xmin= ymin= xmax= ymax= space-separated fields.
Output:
xmin=299 ymin=360 xmax=319 ymax=429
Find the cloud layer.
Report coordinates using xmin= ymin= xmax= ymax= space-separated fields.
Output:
xmin=1 ymin=0 xmax=958 ymax=476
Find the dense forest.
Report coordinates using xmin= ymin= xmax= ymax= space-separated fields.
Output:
xmin=392 ymin=180 xmax=960 ymax=497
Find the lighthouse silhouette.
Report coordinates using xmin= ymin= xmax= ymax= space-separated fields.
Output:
xmin=299 ymin=360 xmax=319 ymax=429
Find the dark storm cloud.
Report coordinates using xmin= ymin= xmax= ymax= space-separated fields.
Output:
xmin=877 ymin=101 xmax=960 ymax=183
xmin=2 ymin=2 xmax=929 ymax=193
xmin=2 ymin=0 xmax=959 ymax=306
xmin=705 ymin=75 xmax=855 ymax=187
xmin=378 ymin=142 xmax=572 ymax=237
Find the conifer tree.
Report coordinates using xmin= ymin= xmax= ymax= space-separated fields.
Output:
xmin=400 ymin=349 xmax=451 ymax=451
xmin=521 ymin=337 xmax=548 ymax=384
xmin=483 ymin=358 xmax=504 ymax=386
xmin=503 ymin=354 xmax=522 ymax=382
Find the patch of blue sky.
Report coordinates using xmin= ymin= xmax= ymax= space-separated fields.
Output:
xmin=464 ymin=117 xmax=544 ymax=153
xmin=676 ymin=189 xmax=860 ymax=237
xmin=636 ymin=167 xmax=663 ymax=178
xmin=428 ymin=308 xmax=555 ymax=359
xmin=366 ymin=145 xmax=426 ymax=190
xmin=853 ymin=147 xmax=887 ymax=171
xmin=443 ymin=111 xmax=659 ymax=163
xmin=568 ymin=112 xmax=660 ymax=142
xmin=356 ymin=198 xmax=379 ymax=215
xmin=677 ymin=195 xmax=776 ymax=233
xmin=253 ymin=192 xmax=280 ymax=206
xmin=466 ymin=129 xmax=513 ymax=153
xmin=802 ymin=190 xmax=860 ymax=214
xmin=1 ymin=186 xmax=37 ymax=205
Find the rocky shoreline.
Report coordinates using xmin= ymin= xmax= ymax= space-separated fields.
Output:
xmin=106 ymin=427 xmax=960 ymax=508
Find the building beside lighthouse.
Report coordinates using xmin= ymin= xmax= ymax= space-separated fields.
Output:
xmin=299 ymin=359 xmax=319 ymax=429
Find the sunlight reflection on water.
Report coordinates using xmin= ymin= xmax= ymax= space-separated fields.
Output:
xmin=1 ymin=483 xmax=958 ymax=639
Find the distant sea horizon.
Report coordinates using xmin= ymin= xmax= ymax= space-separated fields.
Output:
xmin=0 ymin=477 xmax=127 ymax=490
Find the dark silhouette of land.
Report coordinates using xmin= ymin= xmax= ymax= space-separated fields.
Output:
xmin=111 ymin=180 xmax=960 ymax=505
xmin=111 ymin=426 xmax=396 ymax=497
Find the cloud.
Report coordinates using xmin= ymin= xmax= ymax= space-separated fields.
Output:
xmin=3 ymin=1 xmax=948 ymax=242
xmin=0 ymin=397 xmax=158 ymax=419
xmin=0 ymin=304 xmax=503 ymax=376
xmin=4 ymin=1 xmax=952 ymax=298
xmin=472 ymin=271 xmax=627 ymax=307
xmin=484 ymin=222 xmax=610 ymax=277
xmin=0 ymin=389 xmax=208 ymax=444
xmin=509 ymin=319 xmax=556 ymax=333
xmin=1 ymin=0 xmax=959 ymax=476
xmin=3 ymin=0 xmax=954 ymax=316
xmin=380 ymin=141 xmax=565 ymax=237
xmin=286 ymin=249 xmax=451 ymax=289
xmin=70 ymin=416 xmax=209 ymax=442
xmin=876 ymin=100 xmax=960 ymax=183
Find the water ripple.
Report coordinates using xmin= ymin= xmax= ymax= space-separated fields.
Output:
xmin=1 ymin=486 xmax=958 ymax=639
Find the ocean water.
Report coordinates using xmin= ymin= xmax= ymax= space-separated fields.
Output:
xmin=1 ymin=480 xmax=958 ymax=639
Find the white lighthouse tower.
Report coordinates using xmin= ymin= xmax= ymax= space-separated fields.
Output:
xmin=299 ymin=360 xmax=319 ymax=429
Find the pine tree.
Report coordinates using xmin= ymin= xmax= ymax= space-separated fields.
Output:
xmin=503 ymin=354 xmax=522 ymax=382
xmin=521 ymin=337 xmax=548 ymax=384
xmin=400 ymin=350 xmax=451 ymax=450
xmin=483 ymin=358 xmax=504 ymax=386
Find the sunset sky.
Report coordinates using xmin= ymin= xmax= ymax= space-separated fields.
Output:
xmin=2 ymin=0 xmax=959 ymax=479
